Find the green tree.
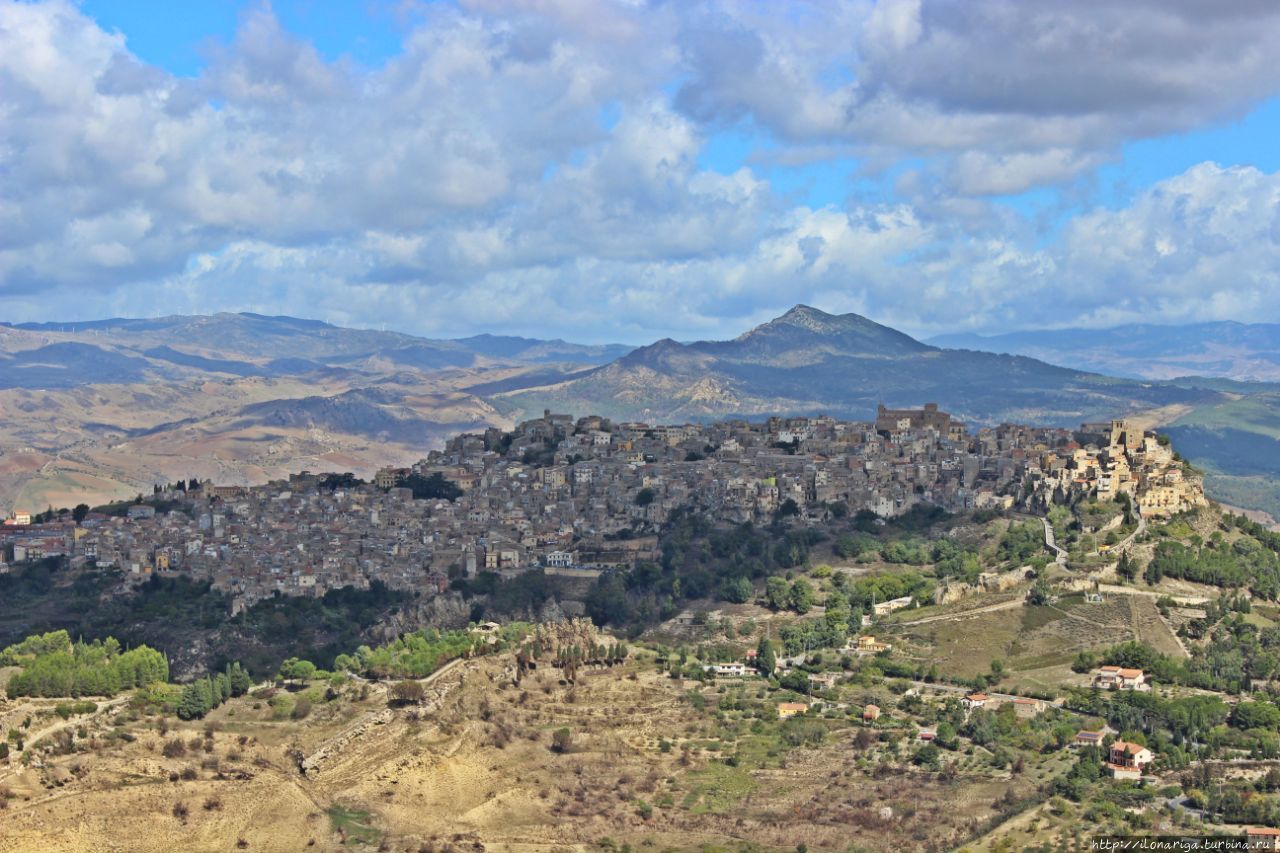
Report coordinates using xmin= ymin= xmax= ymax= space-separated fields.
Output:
xmin=177 ymin=682 xmax=208 ymax=720
xmin=214 ymin=672 xmax=231 ymax=703
xmin=765 ymin=577 xmax=790 ymax=611
xmin=227 ymin=663 xmax=252 ymax=696
xmin=401 ymin=473 xmax=462 ymax=501
xmin=756 ymin=637 xmax=776 ymax=676
xmin=789 ymin=579 xmax=814 ymax=615
xmin=278 ymin=658 xmax=317 ymax=684
xmin=721 ymin=576 xmax=753 ymax=604
xmin=913 ymin=743 xmax=941 ymax=770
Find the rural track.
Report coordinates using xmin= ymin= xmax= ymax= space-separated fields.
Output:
xmin=0 ymin=695 xmax=130 ymax=784
xmin=300 ymin=655 xmax=468 ymax=776
xmin=894 ymin=597 xmax=1023 ymax=627
xmin=1094 ymin=584 xmax=1208 ymax=605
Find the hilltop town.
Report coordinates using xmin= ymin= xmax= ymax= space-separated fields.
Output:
xmin=2 ymin=405 xmax=1204 ymax=612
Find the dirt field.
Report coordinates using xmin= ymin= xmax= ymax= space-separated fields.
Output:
xmin=881 ymin=585 xmax=1194 ymax=690
xmin=1 ymin=652 xmax=1049 ymax=852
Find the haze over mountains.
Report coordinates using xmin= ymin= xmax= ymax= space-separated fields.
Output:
xmin=3 ymin=305 xmax=1278 ymax=518
xmin=930 ymin=322 xmax=1280 ymax=382
xmin=1 ymin=313 xmax=631 ymax=383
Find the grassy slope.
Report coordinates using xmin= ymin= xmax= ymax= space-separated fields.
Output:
xmin=1150 ymin=391 xmax=1280 ymax=518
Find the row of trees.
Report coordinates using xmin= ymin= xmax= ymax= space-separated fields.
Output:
xmin=176 ymin=663 xmax=253 ymax=720
xmin=3 ymin=631 xmax=169 ymax=698
xmin=333 ymin=627 xmax=487 ymax=679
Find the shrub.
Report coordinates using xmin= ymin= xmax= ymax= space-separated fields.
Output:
xmin=390 ymin=681 xmax=425 ymax=706
xmin=551 ymin=727 xmax=572 ymax=753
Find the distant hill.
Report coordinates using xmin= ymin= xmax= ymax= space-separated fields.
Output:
xmin=929 ymin=321 xmax=1280 ymax=381
xmin=230 ymin=388 xmax=460 ymax=445
xmin=1 ymin=312 xmax=631 ymax=381
xmin=500 ymin=305 xmax=1215 ymax=427
xmin=0 ymin=313 xmax=627 ymax=513
xmin=453 ymin=333 xmax=633 ymax=365
xmin=0 ymin=343 xmax=159 ymax=388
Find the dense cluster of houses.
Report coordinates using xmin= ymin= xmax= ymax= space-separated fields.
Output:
xmin=1027 ymin=419 xmax=1206 ymax=518
xmin=1 ymin=407 xmax=1203 ymax=612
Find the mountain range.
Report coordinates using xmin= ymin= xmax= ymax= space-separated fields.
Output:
xmin=496 ymin=305 xmax=1210 ymax=426
xmin=1 ymin=313 xmax=631 ymax=386
xmin=4 ymin=306 xmax=1280 ymax=519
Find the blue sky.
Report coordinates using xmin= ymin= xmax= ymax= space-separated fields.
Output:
xmin=80 ymin=0 xmax=407 ymax=73
xmin=3 ymin=1 xmax=1280 ymax=342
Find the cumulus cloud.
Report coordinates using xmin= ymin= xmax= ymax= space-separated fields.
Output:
xmin=677 ymin=0 xmax=1280 ymax=191
xmin=2 ymin=0 xmax=1280 ymax=341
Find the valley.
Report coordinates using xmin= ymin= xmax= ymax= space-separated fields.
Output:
xmin=6 ymin=500 xmax=1280 ymax=850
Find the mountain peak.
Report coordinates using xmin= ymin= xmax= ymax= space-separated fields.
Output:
xmin=779 ymin=303 xmax=829 ymax=319
xmin=720 ymin=305 xmax=932 ymax=358
xmin=770 ymin=304 xmax=849 ymax=334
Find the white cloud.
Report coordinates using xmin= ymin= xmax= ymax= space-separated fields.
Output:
xmin=675 ymin=1 xmax=1280 ymax=190
xmin=2 ymin=1 xmax=1280 ymax=342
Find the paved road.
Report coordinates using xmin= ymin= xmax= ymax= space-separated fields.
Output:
xmin=1040 ymin=517 xmax=1069 ymax=569
xmin=1029 ymin=509 xmax=1146 ymax=569
xmin=907 ymin=679 xmax=1063 ymax=708
xmin=1161 ymin=795 xmax=1206 ymax=822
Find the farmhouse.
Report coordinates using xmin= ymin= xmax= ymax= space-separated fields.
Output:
xmin=1095 ymin=666 xmax=1148 ymax=691
xmin=704 ymin=662 xmax=750 ymax=678
xmin=1246 ymin=827 xmax=1280 ymax=850
xmin=872 ymin=596 xmax=915 ymax=617
xmin=777 ymin=702 xmax=808 ymax=719
xmin=852 ymin=635 xmax=891 ymax=654
xmin=1106 ymin=740 xmax=1153 ymax=780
